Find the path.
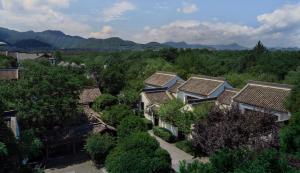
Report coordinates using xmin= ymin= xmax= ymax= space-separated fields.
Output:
xmin=149 ymin=131 xmax=209 ymax=172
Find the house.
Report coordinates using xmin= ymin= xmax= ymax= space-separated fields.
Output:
xmin=216 ymin=88 xmax=240 ymax=110
xmin=144 ymin=71 xmax=183 ymax=89
xmin=0 ymin=68 xmax=19 ymax=80
xmin=177 ymin=75 xmax=233 ymax=103
xmin=233 ymin=81 xmax=292 ymax=122
xmin=141 ymin=88 xmax=180 ymax=136
xmin=0 ymin=51 xmax=56 ymax=65
xmin=79 ymin=87 xmax=101 ymax=106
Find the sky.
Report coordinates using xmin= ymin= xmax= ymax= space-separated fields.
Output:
xmin=1 ymin=0 xmax=300 ymax=47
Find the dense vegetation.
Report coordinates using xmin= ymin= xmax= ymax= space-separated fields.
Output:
xmin=0 ymin=41 xmax=300 ymax=172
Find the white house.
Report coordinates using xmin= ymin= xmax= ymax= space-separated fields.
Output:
xmin=144 ymin=71 xmax=183 ymax=89
xmin=233 ymin=81 xmax=292 ymax=122
xmin=140 ymin=89 xmax=179 ymax=136
xmin=177 ymin=75 xmax=233 ymax=103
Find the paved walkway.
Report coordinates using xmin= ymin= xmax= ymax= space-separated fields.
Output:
xmin=149 ymin=131 xmax=209 ymax=172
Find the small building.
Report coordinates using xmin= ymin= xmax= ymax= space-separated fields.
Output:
xmin=177 ymin=75 xmax=233 ymax=103
xmin=233 ymin=81 xmax=292 ymax=122
xmin=144 ymin=71 xmax=183 ymax=89
xmin=216 ymin=88 xmax=240 ymax=110
xmin=140 ymin=88 xmax=179 ymax=136
xmin=0 ymin=68 xmax=19 ymax=80
xmin=168 ymin=80 xmax=184 ymax=97
xmin=79 ymin=87 xmax=101 ymax=106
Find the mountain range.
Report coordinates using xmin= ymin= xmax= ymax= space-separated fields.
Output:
xmin=0 ymin=27 xmax=250 ymax=51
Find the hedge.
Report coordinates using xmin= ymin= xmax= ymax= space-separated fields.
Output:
xmin=142 ymin=118 xmax=153 ymax=130
xmin=175 ymin=140 xmax=195 ymax=156
xmin=153 ymin=126 xmax=175 ymax=143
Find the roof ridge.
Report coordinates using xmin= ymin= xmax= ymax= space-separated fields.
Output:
xmin=190 ymin=74 xmax=226 ymax=82
xmin=248 ymin=80 xmax=292 ymax=90
xmin=156 ymin=71 xmax=177 ymax=76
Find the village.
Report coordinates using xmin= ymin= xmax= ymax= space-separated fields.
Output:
xmin=0 ymin=47 xmax=299 ymax=173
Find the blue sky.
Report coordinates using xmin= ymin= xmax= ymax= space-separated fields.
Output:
xmin=1 ymin=0 xmax=300 ymax=47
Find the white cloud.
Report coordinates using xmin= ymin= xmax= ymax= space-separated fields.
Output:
xmin=134 ymin=3 xmax=300 ymax=47
xmin=0 ymin=0 xmax=91 ymax=36
xmin=89 ymin=26 xmax=114 ymax=38
xmin=177 ymin=4 xmax=198 ymax=14
xmin=102 ymin=1 xmax=135 ymax=22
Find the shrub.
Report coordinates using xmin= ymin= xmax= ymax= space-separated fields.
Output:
xmin=84 ymin=134 xmax=116 ymax=164
xmin=142 ymin=118 xmax=153 ymax=130
xmin=117 ymin=116 xmax=147 ymax=138
xmin=92 ymin=94 xmax=118 ymax=112
xmin=153 ymin=126 xmax=175 ymax=143
xmin=105 ymin=132 xmax=171 ymax=173
xmin=175 ymin=140 xmax=195 ymax=156
xmin=102 ymin=104 xmax=134 ymax=126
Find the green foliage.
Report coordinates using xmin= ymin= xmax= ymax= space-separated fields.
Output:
xmin=253 ymin=41 xmax=268 ymax=54
xmin=285 ymin=66 xmax=300 ymax=85
xmin=179 ymin=161 xmax=213 ymax=173
xmin=0 ymin=61 xmax=91 ymax=132
xmin=118 ymin=89 xmax=140 ymax=107
xmin=0 ymin=55 xmax=18 ymax=68
xmin=20 ymin=129 xmax=43 ymax=160
xmin=142 ymin=118 xmax=153 ymax=130
xmin=105 ymin=132 xmax=171 ymax=173
xmin=0 ymin=117 xmax=20 ymax=172
xmin=158 ymin=99 xmax=184 ymax=124
xmin=0 ymin=142 xmax=8 ymax=156
xmin=92 ymin=94 xmax=118 ymax=112
xmin=280 ymin=112 xmax=300 ymax=158
xmin=286 ymin=84 xmax=300 ymax=114
xmin=175 ymin=140 xmax=196 ymax=156
xmin=102 ymin=104 xmax=134 ymax=126
xmin=153 ymin=126 xmax=175 ymax=143
xmin=117 ymin=116 xmax=147 ymax=139
xmin=179 ymin=148 xmax=296 ymax=173
xmin=84 ymin=134 xmax=116 ymax=164
xmin=193 ymin=103 xmax=214 ymax=120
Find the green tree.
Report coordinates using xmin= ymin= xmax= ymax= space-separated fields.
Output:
xmin=117 ymin=116 xmax=147 ymax=139
xmin=92 ymin=94 xmax=118 ymax=112
xmin=253 ymin=41 xmax=267 ymax=54
xmin=84 ymin=134 xmax=116 ymax=164
xmin=105 ymin=132 xmax=171 ymax=173
xmin=158 ymin=99 xmax=184 ymax=124
xmin=102 ymin=104 xmax=134 ymax=126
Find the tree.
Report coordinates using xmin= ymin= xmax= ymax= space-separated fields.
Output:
xmin=0 ymin=117 xmax=20 ymax=173
xmin=19 ymin=129 xmax=43 ymax=160
xmin=179 ymin=148 xmax=295 ymax=173
xmin=84 ymin=134 xmax=116 ymax=164
xmin=105 ymin=132 xmax=171 ymax=173
xmin=158 ymin=99 xmax=184 ymax=124
xmin=117 ymin=116 xmax=147 ymax=139
xmin=92 ymin=94 xmax=118 ymax=112
xmin=118 ymin=89 xmax=140 ymax=107
xmin=192 ymin=107 xmax=278 ymax=155
xmin=253 ymin=41 xmax=267 ymax=54
xmin=102 ymin=104 xmax=134 ymax=126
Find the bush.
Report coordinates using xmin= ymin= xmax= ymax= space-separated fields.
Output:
xmin=102 ymin=104 xmax=134 ymax=126
xmin=153 ymin=126 xmax=175 ymax=143
xmin=92 ymin=94 xmax=118 ymax=112
xmin=142 ymin=118 xmax=153 ymax=130
xmin=175 ymin=140 xmax=195 ymax=156
xmin=84 ymin=134 xmax=116 ymax=164
xmin=105 ymin=132 xmax=171 ymax=173
xmin=117 ymin=116 xmax=147 ymax=138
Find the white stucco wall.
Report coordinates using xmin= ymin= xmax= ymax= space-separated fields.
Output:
xmin=159 ymin=119 xmax=178 ymax=137
xmin=238 ymin=103 xmax=291 ymax=122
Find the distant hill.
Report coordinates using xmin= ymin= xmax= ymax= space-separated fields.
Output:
xmin=164 ymin=42 xmax=248 ymax=50
xmin=2 ymin=27 xmax=297 ymax=51
xmin=0 ymin=27 xmax=169 ymax=51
